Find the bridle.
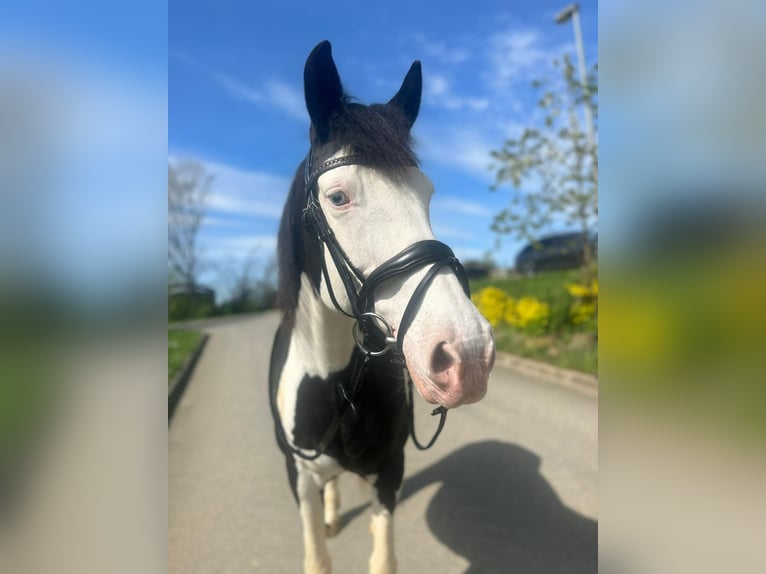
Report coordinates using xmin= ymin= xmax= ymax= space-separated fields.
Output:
xmin=279 ymin=148 xmax=471 ymax=461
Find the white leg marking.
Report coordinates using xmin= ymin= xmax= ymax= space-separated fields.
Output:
xmin=368 ymin=492 xmax=396 ymax=574
xmin=323 ymin=476 xmax=341 ymax=537
xmin=297 ymin=468 xmax=332 ymax=574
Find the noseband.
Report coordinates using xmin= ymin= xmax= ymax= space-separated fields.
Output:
xmin=275 ymin=149 xmax=472 ymax=460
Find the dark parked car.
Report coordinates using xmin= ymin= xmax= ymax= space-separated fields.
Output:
xmin=515 ymin=232 xmax=597 ymax=276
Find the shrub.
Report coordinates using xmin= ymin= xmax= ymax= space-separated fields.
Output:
xmin=472 ymin=287 xmax=550 ymax=334
xmin=567 ymin=278 xmax=598 ymax=327
xmin=471 ymin=286 xmax=508 ymax=327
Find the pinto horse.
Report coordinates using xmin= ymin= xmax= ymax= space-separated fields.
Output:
xmin=269 ymin=41 xmax=495 ymax=574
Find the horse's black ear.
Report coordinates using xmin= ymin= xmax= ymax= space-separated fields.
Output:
xmin=388 ymin=61 xmax=422 ymax=129
xmin=304 ymin=41 xmax=344 ymax=141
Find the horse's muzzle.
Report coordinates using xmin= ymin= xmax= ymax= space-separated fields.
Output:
xmin=408 ymin=335 xmax=495 ymax=408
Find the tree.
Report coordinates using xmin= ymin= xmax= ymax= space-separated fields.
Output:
xmin=490 ymin=54 xmax=598 ymax=281
xmin=216 ymin=250 xmax=278 ymax=314
xmin=168 ymin=160 xmax=212 ymax=290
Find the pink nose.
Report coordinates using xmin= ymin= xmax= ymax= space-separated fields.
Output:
xmin=428 ymin=340 xmax=494 ymax=407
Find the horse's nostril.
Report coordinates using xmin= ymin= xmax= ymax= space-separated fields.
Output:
xmin=431 ymin=342 xmax=455 ymax=374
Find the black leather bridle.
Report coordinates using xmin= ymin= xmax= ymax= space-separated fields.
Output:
xmin=283 ymin=149 xmax=471 ymax=460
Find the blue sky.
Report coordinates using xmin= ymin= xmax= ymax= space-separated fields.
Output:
xmin=169 ymin=0 xmax=597 ymax=296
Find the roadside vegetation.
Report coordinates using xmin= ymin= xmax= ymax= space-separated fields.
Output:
xmin=168 ymin=330 xmax=204 ymax=382
xmin=470 ymin=269 xmax=598 ymax=375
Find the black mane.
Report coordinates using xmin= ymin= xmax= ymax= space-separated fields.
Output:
xmin=277 ymin=99 xmax=420 ymax=320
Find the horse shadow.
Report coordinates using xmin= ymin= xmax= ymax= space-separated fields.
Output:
xmin=399 ymin=440 xmax=597 ymax=574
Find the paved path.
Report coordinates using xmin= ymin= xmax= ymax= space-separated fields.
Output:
xmin=168 ymin=312 xmax=597 ymax=574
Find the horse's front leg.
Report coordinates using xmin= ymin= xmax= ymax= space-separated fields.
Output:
xmin=323 ymin=475 xmax=341 ymax=537
xmin=296 ymin=464 xmax=332 ymax=574
xmin=369 ymin=496 xmax=396 ymax=574
xmin=368 ymin=452 xmax=404 ymax=574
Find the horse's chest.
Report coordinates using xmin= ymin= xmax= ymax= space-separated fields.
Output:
xmin=291 ymin=358 xmax=409 ymax=474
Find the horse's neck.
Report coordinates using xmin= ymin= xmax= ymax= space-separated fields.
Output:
xmin=290 ymin=273 xmax=355 ymax=378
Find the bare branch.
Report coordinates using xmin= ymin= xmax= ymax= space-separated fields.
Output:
xmin=168 ymin=160 xmax=212 ymax=289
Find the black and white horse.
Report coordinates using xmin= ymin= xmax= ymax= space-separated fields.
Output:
xmin=269 ymin=41 xmax=495 ymax=574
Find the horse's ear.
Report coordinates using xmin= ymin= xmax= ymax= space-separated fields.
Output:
xmin=304 ymin=41 xmax=344 ymax=141
xmin=388 ymin=61 xmax=422 ymax=129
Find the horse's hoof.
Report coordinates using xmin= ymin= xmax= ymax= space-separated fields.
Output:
xmin=325 ymin=520 xmax=341 ymax=538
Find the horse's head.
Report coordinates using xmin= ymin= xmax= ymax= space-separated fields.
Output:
xmin=300 ymin=41 xmax=494 ymax=408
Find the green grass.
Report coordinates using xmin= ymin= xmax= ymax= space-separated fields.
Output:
xmin=470 ymin=268 xmax=582 ymax=302
xmin=493 ymin=328 xmax=598 ymax=375
xmin=168 ymin=330 xmax=203 ymax=383
xmin=470 ymin=269 xmax=598 ymax=376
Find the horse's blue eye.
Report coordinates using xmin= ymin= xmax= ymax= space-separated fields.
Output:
xmin=329 ymin=191 xmax=349 ymax=206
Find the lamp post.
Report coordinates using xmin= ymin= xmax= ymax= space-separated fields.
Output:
xmin=555 ymin=3 xmax=595 ymax=150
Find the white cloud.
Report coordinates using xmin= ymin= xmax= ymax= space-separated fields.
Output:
xmin=486 ymin=28 xmax=555 ymax=91
xmin=170 ymin=155 xmax=292 ymax=220
xmin=215 ymin=73 xmax=306 ymax=121
xmin=424 ymin=72 xmax=490 ymax=112
xmin=215 ymin=72 xmax=262 ymax=104
xmin=201 ymin=215 xmax=235 ymax=228
xmin=262 ymin=79 xmax=306 ymax=121
xmin=411 ymin=26 xmax=572 ymax=182
xmin=442 ymin=95 xmax=490 ymax=112
xmin=203 ymin=234 xmax=278 ymax=260
xmin=432 ymin=196 xmax=494 ymax=218
xmin=417 ymin=124 xmax=497 ymax=181
xmin=410 ymin=33 xmax=472 ymax=64
xmin=432 ymin=224 xmax=476 ymax=240
xmin=427 ymin=73 xmax=450 ymax=97
xmin=171 ymin=52 xmax=306 ymax=121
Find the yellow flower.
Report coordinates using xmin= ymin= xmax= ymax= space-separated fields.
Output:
xmin=506 ymin=296 xmax=550 ymax=330
xmin=472 ymin=287 xmax=508 ymax=327
xmin=567 ymin=281 xmax=599 ymax=299
xmin=570 ymin=301 xmax=597 ymax=324
xmin=567 ymin=279 xmax=598 ymax=325
xmin=567 ymin=283 xmax=591 ymax=298
xmin=473 ymin=287 xmax=551 ymax=333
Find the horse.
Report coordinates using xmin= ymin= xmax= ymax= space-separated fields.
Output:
xmin=269 ymin=40 xmax=496 ymax=574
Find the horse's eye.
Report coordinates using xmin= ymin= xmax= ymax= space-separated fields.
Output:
xmin=328 ymin=191 xmax=350 ymax=206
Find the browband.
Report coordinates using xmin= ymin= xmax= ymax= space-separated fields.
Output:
xmin=304 ymin=153 xmax=364 ymax=193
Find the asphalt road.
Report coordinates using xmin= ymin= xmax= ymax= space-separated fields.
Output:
xmin=168 ymin=312 xmax=598 ymax=574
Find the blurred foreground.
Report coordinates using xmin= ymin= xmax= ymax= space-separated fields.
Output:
xmin=601 ymin=0 xmax=766 ymax=571
xmin=1 ymin=3 xmax=167 ymax=573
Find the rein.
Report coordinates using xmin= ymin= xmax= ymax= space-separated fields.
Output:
xmin=281 ymin=149 xmax=471 ymax=461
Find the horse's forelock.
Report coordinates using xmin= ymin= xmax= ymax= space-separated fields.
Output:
xmin=317 ymin=102 xmax=419 ymax=174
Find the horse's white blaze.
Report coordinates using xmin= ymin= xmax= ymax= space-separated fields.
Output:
xmin=314 ymin=151 xmax=494 ymax=408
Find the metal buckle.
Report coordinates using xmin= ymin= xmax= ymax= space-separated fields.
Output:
xmin=352 ymin=312 xmax=397 ymax=356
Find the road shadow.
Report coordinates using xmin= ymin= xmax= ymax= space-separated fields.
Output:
xmin=337 ymin=501 xmax=370 ymax=534
xmin=399 ymin=440 xmax=597 ymax=574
